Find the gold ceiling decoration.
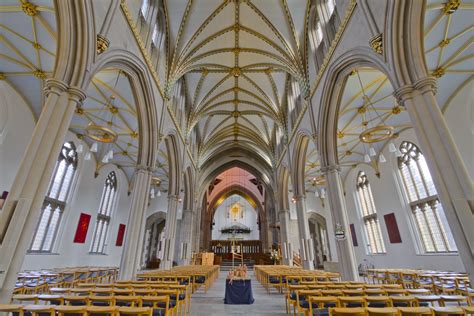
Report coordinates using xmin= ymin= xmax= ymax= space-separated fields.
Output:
xmin=96 ymin=34 xmax=110 ymax=54
xmin=369 ymin=33 xmax=383 ymax=55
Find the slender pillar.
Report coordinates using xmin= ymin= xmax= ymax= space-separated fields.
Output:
xmin=395 ymin=78 xmax=474 ymax=281
xmin=294 ymin=196 xmax=315 ymax=270
xmin=192 ymin=207 xmax=201 ymax=253
xmin=161 ymin=195 xmax=179 ymax=269
xmin=322 ymin=165 xmax=358 ymax=280
xmin=278 ymin=209 xmax=292 ymax=265
xmin=119 ymin=167 xmax=152 ymax=279
xmin=178 ymin=209 xmax=193 ymax=265
xmin=0 ymin=80 xmax=86 ymax=301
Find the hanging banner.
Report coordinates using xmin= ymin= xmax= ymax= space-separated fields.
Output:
xmin=73 ymin=213 xmax=91 ymax=243
xmin=116 ymin=224 xmax=126 ymax=246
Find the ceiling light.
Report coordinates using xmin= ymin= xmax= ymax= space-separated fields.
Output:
xmin=84 ymin=152 xmax=92 ymax=161
xmin=102 ymin=154 xmax=109 ymax=164
xmin=369 ymin=147 xmax=376 ymax=157
xmin=77 ymin=144 xmax=83 ymax=153
xmin=320 ymin=188 xmax=326 ymax=199
xmin=157 ymin=190 xmax=161 ymax=197
xmin=378 ymin=153 xmax=386 ymax=163
xmin=364 ymin=154 xmax=371 ymax=163
xmin=107 ymin=149 xmax=114 ymax=160
xmin=388 ymin=142 xmax=397 ymax=153
xmin=395 ymin=149 xmax=402 ymax=157
xmin=150 ymin=188 xmax=155 ymax=199
xmin=315 ymin=190 xmax=319 ymax=198
xmin=91 ymin=142 xmax=98 ymax=152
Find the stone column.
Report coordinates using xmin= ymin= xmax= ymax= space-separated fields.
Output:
xmin=178 ymin=209 xmax=193 ymax=265
xmin=119 ymin=167 xmax=152 ymax=279
xmin=322 ymin=165 xmax=359 ymax=280
xmin=0 ymin=80 xmax=86 ymax=301
xmin=395 ymin=77 xmax=474 ymax=281
xmin=294 ymin=196 xmax=315 ymax=270
xmin=278 ymin=209 xmax=292 ymax=265
xmin=161 ymin=195 xmax=179 ymax=269
xmin=192 ymin=207 xmax=201 ymax=253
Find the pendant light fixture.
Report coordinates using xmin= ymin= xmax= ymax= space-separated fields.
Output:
xmin=378 ymin=153 xmax=386 ymax=163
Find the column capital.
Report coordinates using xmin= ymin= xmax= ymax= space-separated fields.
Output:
xmin=44 ymin=78 xmax=68 ymax=97
xmin=68 ymin=86 xmax=87 ymax=104
xmin=136 ymin=164 xmax=154 ymax=173
xmin=394 ymin=76 xmax=438 ymax=105
xmin=293 ymin=195 xmax=305 ymax=201
xmin=168 ymin=194 xmax=180 ymax=201
xmin=320 ymin=164 xmax=341 ymax=173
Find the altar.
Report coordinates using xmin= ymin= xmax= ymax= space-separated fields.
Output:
xmin=224 ymin=278 xmax=254 ymax=304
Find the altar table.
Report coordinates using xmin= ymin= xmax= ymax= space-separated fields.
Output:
xmin=224 ymin=278 xmax=254 ymax=304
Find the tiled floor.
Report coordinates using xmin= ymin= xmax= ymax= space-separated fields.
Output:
xmin=189 ymin=270 xmax=287 ymax=316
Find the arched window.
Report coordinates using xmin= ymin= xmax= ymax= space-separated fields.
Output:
xmin=356 ymin=171 xmax=386 ymax=254
xmin=30 ymin=142 xmax=78 ymax=252
xmin=398 ymin=141 xmax=457 ymax=253
xmin=140 ymin=0 xmax=149 ymax=17
xmin=90 ymin=171 xmax=117 ymax=253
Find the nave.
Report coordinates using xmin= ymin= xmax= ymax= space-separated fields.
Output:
xmin=0 ymin=0 xmax=473 ymax=314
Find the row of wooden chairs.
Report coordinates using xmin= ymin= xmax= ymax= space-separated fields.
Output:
xmin=310 ymin=306 xmax=474 ymax=316
xmin=0 ymin=304 xmax=155 ymax=316
xmin=289 ymin=294 xmax=472 ymax=316
xmin=137 ymin=265 xmax=220 ymax=293
xmin=10 ymin=294 xmax=178 ymax=316
xmin=12 ymin=287 xmax=188 ymax=316
xmin=15 ymin=267 xmax=119 ymax=295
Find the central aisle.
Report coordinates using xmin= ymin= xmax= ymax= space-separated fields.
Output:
xmin=189 ymin=270 xmax=287 ymax=315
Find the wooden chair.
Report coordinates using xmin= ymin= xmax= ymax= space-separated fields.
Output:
xmin=366 ymin=307 xmax=401 ymax=316
xmin=88 ymin=295 xmax=115 ymax=307
xmin=140 ymin=296 xmax=170 ymax=316
xmin=86 ymin=306 xmax=118 ymax=316
xmin=0 ymin=304 xmax=24 ymax=316
xmin=390 ymin=295 xmax=418 ymax=307
xmin=431 ymin=306 xmax=465 ymax=315
xmin=321 ymin=290 xmax=344 ymax=297
xmin=330 ymin=307 xmax=366 ymax=315
xmin=342 ymin=289 xmax=364 ymax=297
xmin=286 ymin=285 xmax=307 ymax=315
xmin=11 ymin=294 xmax=38 ymax=304
xmin=54 ymin=305 xmax=87 ymax=316
xmin=308 ymin=296 xmax=339 ymax=316
xmin=23 ymin=304 xmax=55 ymax=316
xmin=113 ymin=288 xmax=134 ymax=296
xmin=117 ymin=306 xmax=152 ymax=316
xmin=63 ymin=295 xmax=89 ymax=306
xmin=49 ymin=288 xmax=71 ymax=295
xmin=463 ymin=306 xmax=474 ymax=315
xmin=114 ymin=296 xmax=141 ymax=307
xmin=365 ymin=289 xmax=387 ymax=296
xmin=414 ymin=295 xmax=441 ymax=307
xmin=366 ymin=296 xmax=393 ymax=308
xmin=439 ymin=295 xmax=469 ymax=306
xmin=37 ymin=294 xmax=64 ymax=305
xmin=338 ymin=296 xmax=367 ymax=308
xmin=397 ymin=307 xmax=433 ymax=316
xmin=296 ymin=290 xmax=321 ymax=316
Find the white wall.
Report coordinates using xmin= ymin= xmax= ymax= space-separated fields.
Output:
xmin=443 ymin=80 xmax=474 ymax=181
xmin=0 ymin=82 xmax=35 ymax=194
xmin=211 ymin=195 xmax=260 ymax=240
xmin=342 ymin=129 xmax=465 ymax=272
xmin=21 ymin=133 xmax=132 ymax=270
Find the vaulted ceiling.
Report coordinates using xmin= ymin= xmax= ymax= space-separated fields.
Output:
xmin=165 ymin=0 xmax=311 ymax=168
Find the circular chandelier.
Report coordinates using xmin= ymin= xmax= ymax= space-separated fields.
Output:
xmin=359 ymin=125 xmax=394 ymax=143
xmin=85 ymin=122 xmax=118 ymax=143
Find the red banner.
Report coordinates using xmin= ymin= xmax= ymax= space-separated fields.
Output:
xmin=73 ymin=213 xmax=91 ymax=243
xmin=116 ymin=224 xmax=126 ymax=246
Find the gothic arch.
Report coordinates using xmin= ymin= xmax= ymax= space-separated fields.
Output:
xmin=86 ymin=49 xmax=159 ymax=170
xmin=317 ymin=47 xmax=394 ymax=169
